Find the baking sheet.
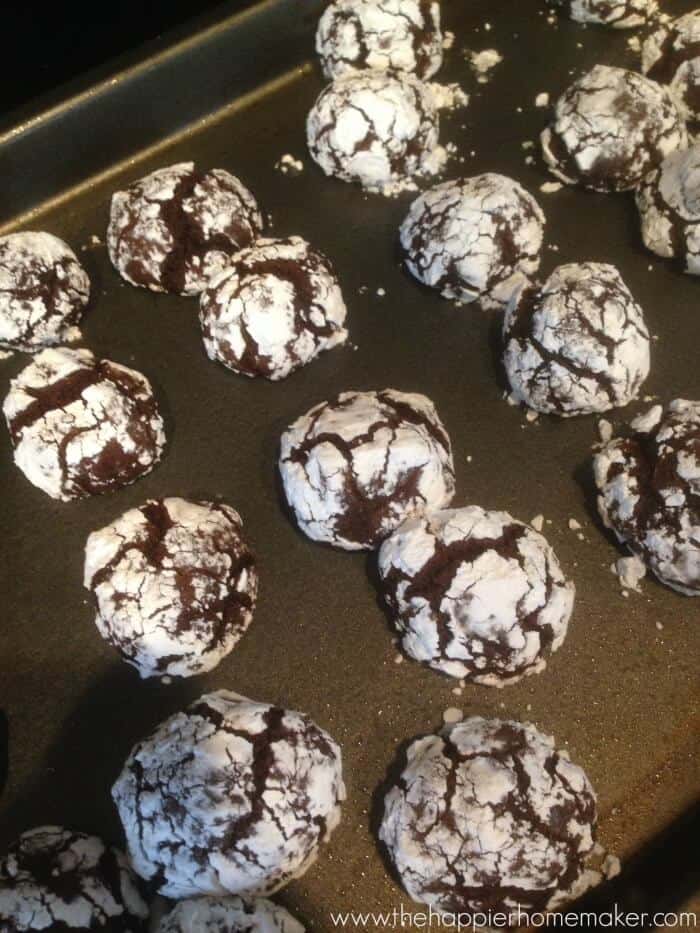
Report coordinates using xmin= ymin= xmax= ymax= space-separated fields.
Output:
xmin=0 ymin=0 xmax=698 ymax=927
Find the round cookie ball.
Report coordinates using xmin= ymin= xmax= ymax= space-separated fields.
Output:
xmin=3 ymin=347 xmax=166 ymax=501
xmin=378 ymin=506 xmax=574 ymax=685
xmin=0 ymin=826 xmax=148 ymax=931
xmin=503 ymin=262 xmax=651 ymax=417
xmin=636 ymin=144 xmax=700 ymax=273
xmin=279 ymin=389 xmax=455 ymax=550
xmin=107 ymin=162 xmax=263 ymax=295
xmin=315 ymin=0 xmax=443 ymax=81
xmin=541 ymin=65 xmax=688 ymax=193
xmin=593 ymin=399 xmax=700 ymax=596
xmin=113 ymin=690 xmax=345 ymax=898
xmin=199 ymin=236 xmax=348 ymax=381
xmin=549 ymin=0 xmax=657 ymax=28
xmin=84 ymin=498 xmax=258 ymax=679
xmin=399 ymin=174 xmax=546 ymax=310
xmin=0 ymin=232 xmax=90 ymax=352
xmin=643 ymin=11 xmax=700 ymax=124
xmin=306 ymin=71 xmax=446 ymax=196
xmin=157 ymin=897 xmax=304 ymax=933
xmin=379 ymin=717 xmax=598 ymax=916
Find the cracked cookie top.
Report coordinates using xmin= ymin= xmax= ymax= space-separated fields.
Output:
xmin=636 ymin=144 xmax=700 ymax=274
xmin=643 ymin=11 xmax=700 ymax=124
xmin=0 ymin=826 xmax=148 ymax=931
xmin=377 ymin=506 xmax=574 ymax=685
xmin=0 ymin=232 xmax=90 ymax=353
xmin=315 ymin=0 xmax=443 ymax=81
xmin=549 ymin=0 xmax=657 ymax=28
xmin=399 ymin=174 xmax=546 ymax=310
xmin=279 ymin=389 xmax=455 ymax=551
xmin=379 ymin=717 xmax=598 ymax=916
xmin=593 ymin=399 xmax=700 ymax=596
xmin=503 ymin=262 xmax=650 ymax=417
xmin=3 ymin=346 xmax=166 ymax=501
xmin=107 ymin=162 xmax=263 ymax=295
xmin=84 ymin=497 xmax=258 ymax=679
xmin=541 ymin=65 xmax=688 ymax=193
xmin=157 ymin=896 xmax=304 ymax=932
xmin=199 ymin=236 xmax=348 ymax=381
xmin=112 ymin=690 xmax=345 ymax=899
xmin=306 ymin=71 xmax=446 ymax=196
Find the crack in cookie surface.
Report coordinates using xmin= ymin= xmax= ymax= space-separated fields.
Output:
xmin=0 ymin=826 xmax=148 ymax=931
xmin=593 ymin=399 xmax=700 ymax=595
xmin=200 ymin=236 xmax=348 ymax=381
xmin=400 ymin=174 xmax=545 ymax=309
xmin=2 ymin=347 xmax=165 ymax=500
xmin=316 ymin=0 xmax=443 ymax=80
xmin=379 ymin=717 xmax=599 ymax=916
xmin=378 ymin=507 xmax=574 ymax=684
xmin=279 ymin=389 xmax=455 ymax=550
xmin=107 ymin=162 xmax=263 ymax=295
xmin=112 ymin=691 xmax=345 ymax=899
xmin=0 ymin=232 xmax=89 ymax=352
xmin=84 ymin=497 xmax=258 ymax=679
xmin=541 ymin=65 xmax=687 ymax=192
xmin=503 ymin=262 xmax=650 ymax=417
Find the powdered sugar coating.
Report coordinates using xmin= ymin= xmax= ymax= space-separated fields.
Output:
xmin=541 ymin=65 xmax=688 ymax=193
xmin=0 ymin=232 xmax=89 ymax=352
xmin=636 ymin=145 xmax=700 ymax=273
xmin=0 ymin=826 xmax=148 ymax=931
xmin=593 ymin=399 xmax=700 ymax=596
xmin=3 ymin=347 xmax=165 ymax=501
xmin=84 ymin=498 xmax=258 ymax=679
xmin=549 ymin=0 xmax=657 ymax=28
xmin=200 ymin=236 xmax=348 ymax=381
xmin=279 ymin=389 xmax=455 ymax=551
xmin=503 ymin=263 xmax=650 ymax=417
xmin=315 ymin=0 xmax=443 ymax=80
xmin=157 ymin=896 xmax=304 ymax=933
xmin=112 ymin=690 xmax=345 ymax=899
xmin=378 ymin=507 xmax=574 ymax=685
xmin=400 ymin=174 xmax=546 ymax=310
xmin=379 ymin=717 xmax=598 ymax=916
xmin=642 ymin=11 xmax=700 ymax=124
xmin=306 ymin=71 xmax=446 ymax=196
xmin=107 ymin=162 xmax=263 ymax=295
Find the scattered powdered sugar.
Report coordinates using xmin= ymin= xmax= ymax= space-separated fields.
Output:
xmin=442 ymin=707 xmax=464 ymax=724
xmin=275 ymin=154 xmax=304 ymax=175
xmin=540 ymin=181 xmax=563 ymax=193
xmin=467 ymin=49 xmax=503 ymax=84
xmin=530 ymin=514 xmax=545 ymax=532
xmin=427 ymin=82 xmax=469 ymax=111
xmin=535 ymin=92 xmax=550 ymax=108
xmin=613 ymin=555 xmax=647 ymax=592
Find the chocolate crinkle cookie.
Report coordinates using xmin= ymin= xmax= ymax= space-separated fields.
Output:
xmin=593 ymin=400 xmax=700 ymax=596
xmin=643 ymin=11 xmax=700 ymax=124
xmin=112 ymin=690 xmax=345 ymax=899
xmin=400 ymin=174 xmax=545 ymax=310
xmin=107 ymin=162 xmax=263 ymax=295
xmin=3 ymin=347 xmax=165 ymax=501
xmin=279 ymin=389 xmax=455 ymax=550
xmin=306 ymin=71 xmax=447 ymax=196
xmin=0 ymin=826 xmax=148 ymax=931
xmin=636 ymin=144 xmax=700 ymax=274
xmin=315 ymin=0 xmax=443 ymax=81
xmin=84 ymin=497 xmax=258 ymax=679
xmin=541 ymin=65 xmax=688 ymax=193
xmin=199 ymin=236 xmax=348 ymax=381
xmin=0 ymin=232 xmax=90 ymax=353
xmin=378 ymin=506 xmax=574 ymax=685
xmin=379 ymin=717 xmax=616 ymax=917
xmin=157 ymin=896 xmax=304 ymax=932
xmin=503 ymin=262 xmax=650 ymax=417
xmin=549 ymin=0 xmax=657 ymax=28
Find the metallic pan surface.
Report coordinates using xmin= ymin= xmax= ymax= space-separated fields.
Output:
xmin=0 ymin=0 xmax=698 ymax=926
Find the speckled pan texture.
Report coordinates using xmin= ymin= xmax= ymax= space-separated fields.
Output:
xmin=0 ymin=0 xmax=698 ymax=930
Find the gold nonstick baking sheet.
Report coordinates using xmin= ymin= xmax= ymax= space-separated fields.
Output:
xmin=0 ymin=0 xmax=698 ymax=927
